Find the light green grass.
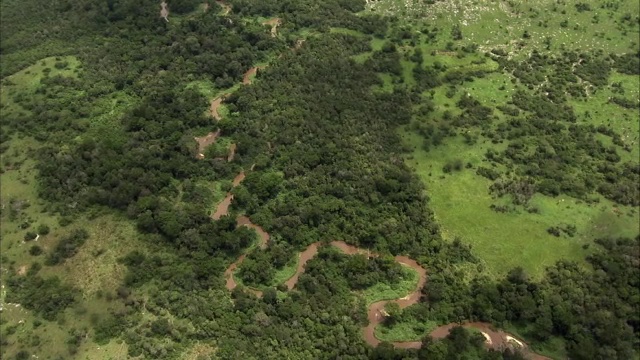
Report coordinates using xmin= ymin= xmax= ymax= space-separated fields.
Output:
xmin=375 ymin=318 xmax=438 ymax=342
xmin=330 ymin=27 xmax=366 ymax=37
xmin=2 ymin=55 xmax=80 ymax=87
xmin=570 ymin=70 xmax=640 ymax=162
xmin=401 ymin=130 xmax=639 ymax=278
xmin=366 ymin=0 xmax=639 ymax=56
xmin=400 ymin=20 xmax=639 ymax=278
xmin=362 ymin=266 xmax=419 ymax=305
xmin=1 ymin=56 xmax=81 ymax=116
xmin=186 ymin=79 xmax=219 ymax=99
xmin=271 ymin=258 xmax=299 ymax=286
xmin=0 ymin=135 xmax=140 ymax=359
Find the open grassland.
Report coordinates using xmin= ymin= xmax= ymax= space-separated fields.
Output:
xmin=570 ymin=70 xmax=640 ymax=161
xmin=366 ymin=0 xmax=639 ymax=55
xmin=401 ymin=129 xmax=639 ymax=278
xmin=401 ymin=52 xmax=639 ymax=278
xmin=355 ymin=0 xmax=640 ymax=279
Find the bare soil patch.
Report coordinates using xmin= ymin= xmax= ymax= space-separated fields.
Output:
xmin=210 ymin=96 xmax=225 ymax=121
xmin=243 ymin=67 xmax=265 ymax=85
xmin=160 ymin=1 xmax=169 ymax=22
xmin=262 ymin=18 xmax=281 ymax=37
xmin=227 ymin=143 xmax=236 ymax=162
xmin=17 ymin=265 xmax=27 ymax=276
xmin=194 ymin=130 xmax=221 ymax=159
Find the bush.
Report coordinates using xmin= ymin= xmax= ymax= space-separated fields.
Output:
xmin=24 ymin=232 xmax=37 ymax=241
xmin=443 ymin=159 xmax=463 ymax=173
xmin=15 ymin=350 xmax=30 ymax=360
xmin=46 ymin=228 xmax=89 ymax=265
xmin=37 ymin=224 xmax=50 ymax=235
xmin=5 ymin=274 xmax=77 ymax=320
xmin=29 ymin=245 xmax=43 ymax=256
xmin=476 ymin=166 xmax=500 ymax=180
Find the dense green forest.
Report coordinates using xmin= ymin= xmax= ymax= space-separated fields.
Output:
xmin=1 ymin=0 xmax=638 ymax=359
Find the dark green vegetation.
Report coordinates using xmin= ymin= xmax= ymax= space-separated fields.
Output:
xmin=1 ymin=0 xmax=638 ymax=360
xmin=424 ymin=236 xmax=640 ymax=359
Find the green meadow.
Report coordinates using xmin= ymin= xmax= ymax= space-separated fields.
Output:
xmin=354 ymin=0 xmax=640 ymax=279
xmin=401 ymin=130 xmax=638 ymax=278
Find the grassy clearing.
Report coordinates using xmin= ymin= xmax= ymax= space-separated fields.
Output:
xmin=45 ymin=215 xmax=142 ymax=297
xmin=375 ymin=318 xmax=438 ymax=342
xmin=362 ymin=266 xmax=419 ymax=305
xmin=401 ymin=130 xmax=639 ymax=278
xmin=1 ymin=55 xmax=80 ymax=91
xmin=186 ymin=79 xmax=220 ymax=99
xmin=1 ymin=292 xmax=130 ymax=360
xmin=271 ymin=257 xmax=299 ymax=286
xmin=1 ymin=55 xmax=81 ymax=115
xmin=330 ymin=27 xmax=366 ymax=37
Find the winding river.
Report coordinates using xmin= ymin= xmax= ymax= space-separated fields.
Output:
xmin=202 ymin=48 xmax=549 ymax=360
xmin=212 ymin=168 xmax=549 ymax=359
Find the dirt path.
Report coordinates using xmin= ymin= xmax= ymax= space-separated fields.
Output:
xmin=208 ymin=43 xmax=548 ymax=358
xmin=223 ymin=215 xmax=270 ymax=297
xmin=210 ymin=96 xmax=225 ymax=121
xmin=194 ymin=130 xmax=221 ymax=159
xmin=243 ymin=67 xmax=264 ymax=85
xmin=262 ymin=18 xmax=281 ymax=37
xmin=327 ymin=241 xmax=428 ymax=348
xmin=160 ymin=1 xmax=169 ymax=22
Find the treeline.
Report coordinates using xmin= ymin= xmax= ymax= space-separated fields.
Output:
xmin=229 ymin=0 xmax=388 ymax=36
xmin=425 ymin=236 xmax=640 ymax=360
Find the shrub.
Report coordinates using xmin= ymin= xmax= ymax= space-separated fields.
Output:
xmin=29 ymin=245 xmax=43 ymax=256
xmin=37 ymin=224 xmax=50 ymax=235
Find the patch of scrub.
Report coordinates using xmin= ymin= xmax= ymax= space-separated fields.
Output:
xmin=1 ymin=56 xmax=81 ymax=114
